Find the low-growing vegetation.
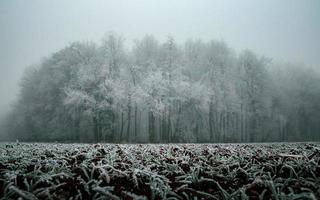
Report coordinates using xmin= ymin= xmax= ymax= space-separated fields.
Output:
xmin=0 ymin=143 xmax=319 ymax=199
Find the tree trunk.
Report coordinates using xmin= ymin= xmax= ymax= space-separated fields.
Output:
xmin=167 ymin=108 xmax=171 ymax=141
xmin=149 ymin=111 xmax=155 ymax=142
xmin=161 ymin=111 xmax=168 ymax=142
xmin=110 ymin=110 xmax=115 ymax=142
xmin=209 ymin=101 xmax=214 ymax=142
xmin=134 ymin=103 xmax=138 ymax=141
xmin=126 ymin=97 xmax=131 ymax=142
xmin=93 ymin=116 xmax=99 ymax=142
xmin=120 ymin=111 xmax=124 ymax=142
xmin=73 ymin=117 xmax=80 ymax=142
xmin=174 ymin=104 xmax=182 ymax=141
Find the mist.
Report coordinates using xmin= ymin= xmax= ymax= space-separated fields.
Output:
xmin=1 ymin=1 xmax=320 ymax=199
xmin=1 ymin=0 xmax=320 ymax=117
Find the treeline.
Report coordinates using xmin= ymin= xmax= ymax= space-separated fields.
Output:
xmin=3 ymin=33 xmax=320 ymax=142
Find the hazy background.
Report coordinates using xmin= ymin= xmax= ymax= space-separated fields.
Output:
xmin=0 ymin=0 xmax=319 ymax=122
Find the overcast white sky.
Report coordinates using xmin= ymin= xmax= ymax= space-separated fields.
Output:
xmin=0 ymin=0 xmax=320 ymax=118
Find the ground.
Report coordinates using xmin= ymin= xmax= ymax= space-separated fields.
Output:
xmin=0 ymin=143 xmax=319 ymax=200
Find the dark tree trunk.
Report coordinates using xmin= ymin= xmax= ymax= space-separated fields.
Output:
xmin=209 ymin=101 xmax=214 ymax=142
xmin=93 ymin=116 xmax=99 ymax=142
xmin=134 ymin=104 xmax=138 ymax=141
xmin=126 ymin=98 xmax=131 ymax=142
xmin=73 ymin=117 xmax=80 ymax=142
xmin=119 ymin=111 xmax=124 ymax=142
xmin=167 ymin=109 xmax=171 ymax=142
xmin=110 ymin=111 xmax=115 ymax=142
xmin=174 ymin=104 xmax=182 ymax=141
xmin=149 ymin=111 xmax=155 ymax=142
xmin=160 ymin=109 xmax=167 ymax=142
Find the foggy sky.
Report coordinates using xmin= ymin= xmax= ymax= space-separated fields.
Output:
xmin=0 ymin=0 xmax=320 ymax=119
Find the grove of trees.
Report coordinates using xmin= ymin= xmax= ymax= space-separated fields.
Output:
xmin=3 ymin=33 xmax=320 ymax=143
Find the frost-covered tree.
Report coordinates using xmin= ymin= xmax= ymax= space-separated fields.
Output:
xmin=4 ymin=34 xmax=320 ymax=142
xmin=238 ymin=50 xmax=269 ymax=142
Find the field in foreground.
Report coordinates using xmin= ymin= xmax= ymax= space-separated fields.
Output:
xmin=0 ymin=143 xmax=320 ymax=200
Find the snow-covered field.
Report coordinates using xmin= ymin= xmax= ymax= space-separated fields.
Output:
xmin=0 ymin=143 xmax=319 ymax=199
